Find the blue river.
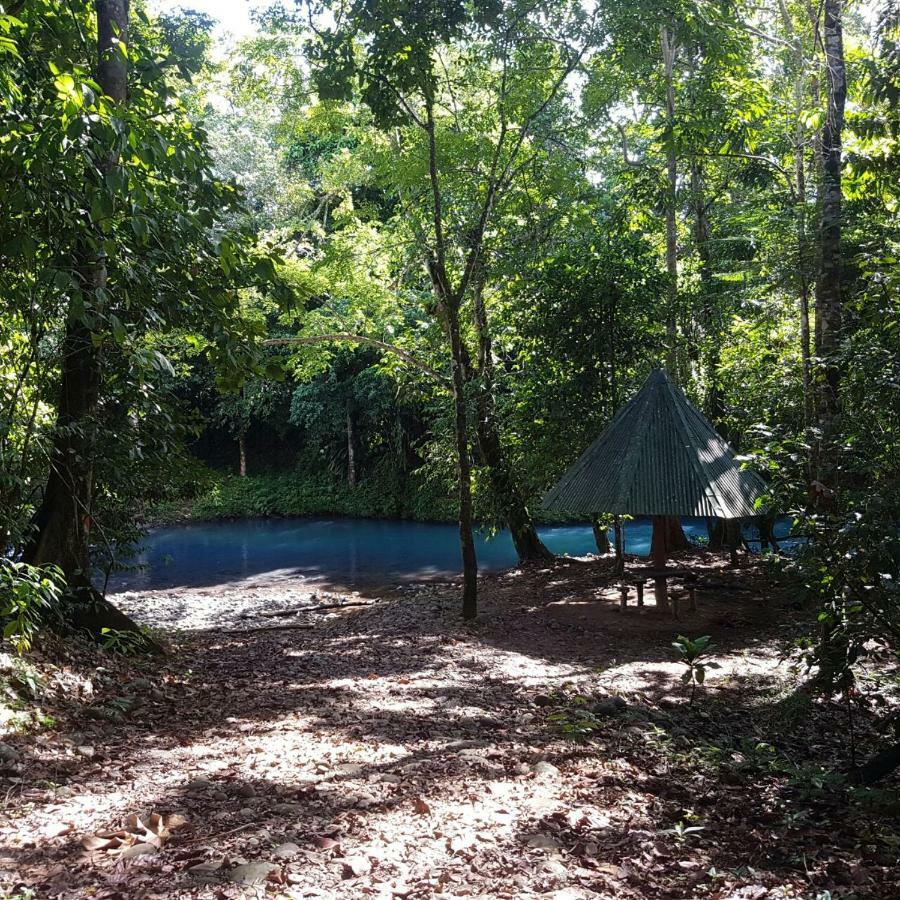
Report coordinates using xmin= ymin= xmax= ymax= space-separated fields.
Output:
xmin=108 ymin=516 xmax=795 ymax=592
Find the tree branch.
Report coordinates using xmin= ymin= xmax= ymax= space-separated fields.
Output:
xmin=456 ymin=21 xmax=595 ymax=305
xmin=617 ymin=122 xmax=643 ymax=167
xmin=694 ymin=151 xmax=797 ymax=198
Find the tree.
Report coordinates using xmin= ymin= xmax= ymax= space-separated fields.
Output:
xmin=814 ymin=0 xmax=847 ymax=471
xmin=25 ymin=1 xmax=132 ymax=583
xmin=1 ymin=2 xmax=277 ymax=637
xmin=301 ymin=0 xmax=598 ymax=615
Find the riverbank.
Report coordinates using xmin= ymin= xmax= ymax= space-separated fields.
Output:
xmin=4 ymin=553 xmax=899 ymax=898
xmin=110 ymin=571 xmax=417 ymax=631
xmin=146 ymin=467 xmax=589 ymax=529
xmin=149 ymin=469 xmax=460 ymax=527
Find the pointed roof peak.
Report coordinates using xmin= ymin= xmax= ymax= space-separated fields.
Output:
xmin=543 ymin=370 xmax=767 ymax=519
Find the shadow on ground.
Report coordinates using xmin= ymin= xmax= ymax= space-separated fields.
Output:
xmin=2 ymin=553 xmax=898 ymax=898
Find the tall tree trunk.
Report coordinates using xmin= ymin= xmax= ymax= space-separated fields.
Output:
xmin=609 ymin=286 xmax=620 ymax=411
xmin=26 ymin=0 xmax=129 ymax=581
xmin=812 ymin=0 xmax=848 ymax=688
xmin=793 ymin=83 xmax=814 ymax=429
xmin=346 ymin=404 xmax=357 ymax=487
xmin=470 ymin=269 xmax=553 ymax=564
xmin=815 ymin=0 xmax=846 ymax=466
xmin=661 ymin=25 xmax=679 ymax=381
xmin=446 ymin=303 xmax=478 ymax=620
xmin=238 ymin=431 xmax=247 ymax=477
xmin=23 ymin=2 xmax=151 ymax=645
xmin=804 ymin=0 xmax=825 ymax=380
xmin=24 ymin=316 xmax=102 ymax=579
xmin=690 ymin=161 xmax=722 ymax=423
xmin=424 ymin=84 xmax=479 ymax=620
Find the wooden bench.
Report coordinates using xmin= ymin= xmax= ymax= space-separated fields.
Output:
xmin=619 ymin=567 xmax=699 ymax=619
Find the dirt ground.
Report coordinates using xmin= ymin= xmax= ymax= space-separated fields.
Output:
xmin=2 ymin=552 xmax=898 ymax=899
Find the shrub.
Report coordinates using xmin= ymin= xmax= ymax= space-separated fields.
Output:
xmin=181 ymin=464 xmax=460 ymax=523
xmin=0 ymin=561 xmax=65 ymax=653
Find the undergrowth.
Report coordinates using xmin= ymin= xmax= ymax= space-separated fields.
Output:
xmin=153 ymin=463 xmax=461 ymax=524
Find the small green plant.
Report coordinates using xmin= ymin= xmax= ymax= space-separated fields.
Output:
xmin=548 ymin=702 xmax=603 ymax=742
xmin=672 ymin=634 xmax=715 ymax=704
xmin=668 ymin=819 xmax=705 ymax=843
xmin=5 ymin=657 xmax=46 ymax=700
xmin=0 ymin=561 xmax=65 ymax=653
xmin=99 ymin=626 xmax=154 ymax=656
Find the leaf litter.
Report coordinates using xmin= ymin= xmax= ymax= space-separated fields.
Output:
xmin=1 ymin=552 xmax=898 ymax=897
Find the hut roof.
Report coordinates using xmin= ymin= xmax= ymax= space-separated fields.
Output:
xmin=542 ymin=369 xmax=767 ymax=519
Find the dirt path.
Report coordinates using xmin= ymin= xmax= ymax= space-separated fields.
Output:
xmin=2 ymin=555 xmax=897 ymax=898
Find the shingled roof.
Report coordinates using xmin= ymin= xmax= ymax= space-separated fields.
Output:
xmin=542 ymin=369 xmax=767 ymax=519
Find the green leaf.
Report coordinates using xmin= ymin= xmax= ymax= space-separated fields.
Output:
xmin=54 ymin=74 xmax=75 ymax=95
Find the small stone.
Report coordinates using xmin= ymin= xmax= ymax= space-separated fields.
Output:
xmin=342 ymin=856 xmax=372 ymax=878
xmin=188 ymin=857 xmax=224 ymax=876
xmin=76 ymin=746 xmax=95 ymax=759
xmin=226 ymin=861 xmax=278 ymax=884
xmin=539 ymin=858 xmax=568 ymax=878
xmin=232 ymin=783 xmax=257 ymax=798
xmin=525 ymin=833 xmax=561 ymax=850
xmin=532 ymin=761 xmax=561 ymax=778
xmin=186 ymin=778 xmax=213 ymax=792
xmin=119 ymin=842 xmax=157 ymax=860
xmin=238 ymin=807 xmax=255 ymax=819
xmin=0 ymin=743 xmax=21 ymax=762
xmin=272 ymin=842 xmax=300 ymax=859
xmin=378 ymin=773 xmax=402 ymax=784
xmin=314 ymin=835 xmax=341 ymax=850
xmin=273 ymin=802 xmax=302 ymax=815
xmin=589 ymin=696 xmax=628 ymax=716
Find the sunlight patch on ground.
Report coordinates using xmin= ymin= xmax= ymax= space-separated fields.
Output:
xmin=596 ymin=646 xmax=788 ymax=698
xmin=460 ymin=645 xmax=589 ymax=686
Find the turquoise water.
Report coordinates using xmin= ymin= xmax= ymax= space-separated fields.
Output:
xmin=108 ymin=516 xmax=794 ymax=592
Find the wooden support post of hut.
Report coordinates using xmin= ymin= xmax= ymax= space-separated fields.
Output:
xmin=542 ymin=369 xmax=768 ymax=611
